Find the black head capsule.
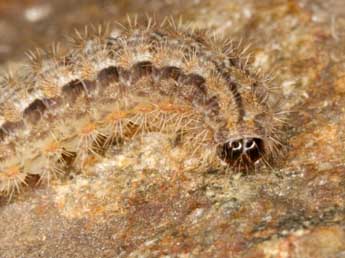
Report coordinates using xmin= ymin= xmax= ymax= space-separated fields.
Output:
xmin=217 ymin=137 xmax=265 ymax=168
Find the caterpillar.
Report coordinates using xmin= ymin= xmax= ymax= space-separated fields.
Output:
xmin=0 ymin=18 xmax=286 ymax=198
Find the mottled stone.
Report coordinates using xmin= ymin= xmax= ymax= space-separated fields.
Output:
xmin=0 ymin=0 xmax=345 ymax=258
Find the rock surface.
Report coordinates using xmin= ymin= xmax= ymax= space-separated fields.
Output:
xmin=0 ymin=0 xmax=345 ymax=257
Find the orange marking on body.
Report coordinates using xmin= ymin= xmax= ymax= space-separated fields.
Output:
xmin=44 ymin=141 xmax=60 ymax=153
xmin=104 ymin=111 xmax=129 ymax=122
xmin=158 ymin=102 xmax=191 ymax=113
xmin=81 ymin=122 xmax=97 ymax=135
xmin=132 ymin=103 xmax=155 ymax=113
xmin=1 ymin=165 xmax=21 ymax=178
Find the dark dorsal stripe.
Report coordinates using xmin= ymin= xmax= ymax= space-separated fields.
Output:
xmin=23 ymin=99 xmax=47 ymax=124
xmin=131 ymin=61 xmax=155 ymax=83
xmin=62 ymin=79 xmax=96 ymax=99
xmin=179 ymin=73 xmax=207 ymax=95
xmin=97 ymin=66 xmax=119 ymax=87
xmin=213 ymin=61 xmax=245 ymax=121
xmin=117 ymin=67 xmax=131 ymax=86
xmin=62 ymin=79 xmax=85 ymax=99
xmin=223 ymin=73 xmax=245 ymax=120
xmin=0 ymin=121 xmax=24 ymax=138
xmin=204 ymin=95 xmax=221 ymax=117
xmin=133 ymin=61 xmax=154 ymax=76
xmin=159 ymin=66 xmax=182 ymax=81
xmin=0 ymin=62 xmax=222 ymax=142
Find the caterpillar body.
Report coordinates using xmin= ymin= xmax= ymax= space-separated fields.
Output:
xmin=0 ymin=18 xmax=285 ymax=198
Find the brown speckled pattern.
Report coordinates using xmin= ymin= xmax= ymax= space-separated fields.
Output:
xmin=0 ymin=1 xmax=345 ymax=258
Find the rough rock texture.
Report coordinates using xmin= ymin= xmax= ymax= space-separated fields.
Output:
xmin=0 ymin=0 xmax=345 ymax=257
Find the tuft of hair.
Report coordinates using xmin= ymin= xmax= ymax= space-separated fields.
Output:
xmin=0 ymin=160 xmax=27 ymax=200
xmin=0 ymin=16 xmax=288 ymax=199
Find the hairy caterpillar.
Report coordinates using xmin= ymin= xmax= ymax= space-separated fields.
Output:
xmin=0 ymin=18 xmax=285 ymax=198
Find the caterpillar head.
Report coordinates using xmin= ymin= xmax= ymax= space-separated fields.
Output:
xmin=217 ymin=136 xmax=266 ymax=169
